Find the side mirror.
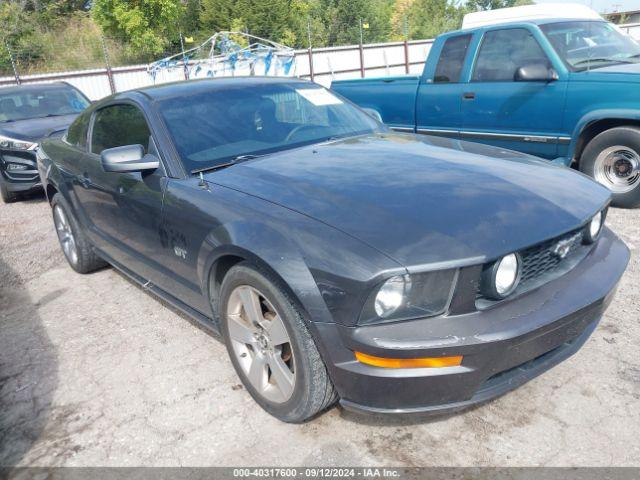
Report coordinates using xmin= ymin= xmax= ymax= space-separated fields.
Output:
xmin=361 ymin=108 xmax=383 ymax=123
xmin=514 ymin=63 xmax=559 ymax=82
xmin=101 ymin=144 xmax=159 ymax=173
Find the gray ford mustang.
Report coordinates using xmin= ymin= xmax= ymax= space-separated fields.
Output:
xmin=37 ymin=77 xmax=629 ymax=422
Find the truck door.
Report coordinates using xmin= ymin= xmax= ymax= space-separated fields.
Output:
xmin=416 ymin=33 xmax=473 ymax=137
xmin=460 ymin=27 xmax=569 ymax=159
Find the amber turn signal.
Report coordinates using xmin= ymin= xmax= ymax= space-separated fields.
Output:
xmin=354 ymin=351 xmax=463 ymax=369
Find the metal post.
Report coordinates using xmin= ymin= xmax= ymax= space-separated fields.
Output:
xmin=403 ymin=16 xmax=410 ymax=74
xmin=403 ymin=40 xmax=410 ymax=74
xmin=179 ymin=33 xmax=189 ymax=80
xmin=4 ymin=38 xmax=20 ymax=85
xmin=358 ymin=19 xmax=365 ymax=78
xmin=307 ymin=19 xmax=315 ymax=82
xmin=100 ymin=35 xmax=116 ymax=94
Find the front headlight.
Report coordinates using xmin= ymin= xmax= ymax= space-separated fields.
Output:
xmin=481 ymin=253 xmax=521 ymax=300
xmin=583 ymin=209 xmax=605 ymax=244
xmin=359 ymin=269 xmax=457 ymax=325
xmin=0 ymin=135 xmax=37 ymax=151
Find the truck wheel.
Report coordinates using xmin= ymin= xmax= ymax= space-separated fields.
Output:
xmin=580 ymin=127 xmax=640 ymax=208
xmin=51 ymin=193 xmax=108 ymax=274
xmin=219 ymin=262 xmax=337 ymax=423
xmin=0 ymin=178 xmax=17 ymax=203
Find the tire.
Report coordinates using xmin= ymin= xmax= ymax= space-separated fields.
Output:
xmin=0 ymin=178 xmax=17 ymax=203
xmin=51 ymin=193 xmax=108 ymax=274
xmin=580 ymin=126 xmax=640 ymax=208
xmin=218 ymin=262 xmax=337 ymax=423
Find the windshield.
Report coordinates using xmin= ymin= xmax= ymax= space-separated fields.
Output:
xmin=157 ymin=82 xmax=383 ymax=172
xmin=0 ymin=86 xmax=89 ymax=123
xmin=540 ymin=21 xmax=640 ymax=71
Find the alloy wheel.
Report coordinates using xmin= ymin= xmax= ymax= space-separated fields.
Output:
xmin=54 ymin=205 xmax=79 ymax=266
xmin=594 ymin=145 xmax=640 ymax=194
xmin=226 ymin=285 xmax=296 ymax=403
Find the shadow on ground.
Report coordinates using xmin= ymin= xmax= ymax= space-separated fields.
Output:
xmin=0 ymin=255 xmax=58 ymax=466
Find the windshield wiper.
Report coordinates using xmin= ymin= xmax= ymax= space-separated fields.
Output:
xmin=190 ymin=154 xmax=263 ymax=175
xmin=573 ymin=57 xmax=634 ymax=68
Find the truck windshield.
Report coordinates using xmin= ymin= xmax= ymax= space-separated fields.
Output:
xmin=0 ymin=86 xmax=89 ymax=123
xmin=540 ymin=21 xmax=640 ymax=71
xmin=158 ymin=82 xmax=384 ymax=173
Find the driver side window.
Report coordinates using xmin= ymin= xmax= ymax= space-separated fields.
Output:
xmin=91 ymin=104 xmax=151 ymax=154
xmin=472 ymin=28 xmax=550 ymax=82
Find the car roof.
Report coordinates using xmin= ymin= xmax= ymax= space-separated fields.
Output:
xmin=0 ymin=82 xmax=78 ymax=95
xmin=443 ymin=18 xmax=606 ymax=37
xmin=127 ymin=76 xmax=315 ymax=102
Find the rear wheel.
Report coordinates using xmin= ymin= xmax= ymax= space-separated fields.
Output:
xmin=219 ymin=262 xmax=337 ymax=422
xmin=0 ymin=178 xmax=17 ymax=203
xmin=51 ymin=193 xmax=107 ymax=273
xmin=580 ymin=127 xmax=640 ymax=208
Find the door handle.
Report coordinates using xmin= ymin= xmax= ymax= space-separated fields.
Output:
xmin=463 ymin=92 xmax=476 ymax=100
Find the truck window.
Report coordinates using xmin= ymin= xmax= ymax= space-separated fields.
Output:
xmin=434 ymin=34 xmax=472 ymax=83
xmin=472 ymin=28 xmax=549 ymax=82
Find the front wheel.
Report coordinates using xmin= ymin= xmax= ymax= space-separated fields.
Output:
xmin=0 ymin=178 xmax=17 ymax=203
xmin=219 ymin=262 xmax=337 ymax=422
xmin=580 ymin=127 xmax=640 ymax=208
xmin=51 ymin=193 xmax=107 ymax=273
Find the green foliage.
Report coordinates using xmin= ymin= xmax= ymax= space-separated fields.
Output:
xmin=466 ymin=0 xmax=518 ymax=11
xmin=1 ymin=0 xmax=492 ymax=76
xmin=92 ymin=0 xmax=184 ymax=56
xmin=406 ymin=0 xmax=466 ymax=39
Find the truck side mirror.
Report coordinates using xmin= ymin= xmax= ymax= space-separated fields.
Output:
xmin=101 ymin=144 xmax=159 ymax=173
xmin=514 ymin=63 xmax=559 ymax=82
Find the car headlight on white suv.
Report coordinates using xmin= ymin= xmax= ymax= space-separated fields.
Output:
xmin=0 ymin=135 xmax=37 ymax=152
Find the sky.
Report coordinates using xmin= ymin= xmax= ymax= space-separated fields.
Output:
xmin=535 ymin=0 xmax=639 ymax=15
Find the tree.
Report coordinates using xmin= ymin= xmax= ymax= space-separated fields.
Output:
xmin=200 ymin=0 xmax=310 ymax=47
xmin=406 ymin=0 xmax=466 ymax=39
xmin=466 ymin=0 xmax=518 ymax=11
xmin=92 ymin=0 xmax=184 ymax=57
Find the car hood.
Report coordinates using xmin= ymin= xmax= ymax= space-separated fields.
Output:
xmin=0 ymin=113 xmax=79 ymax=142
xmin=208 ymin=133 xmax=611 ymax=267
xmin=571 ymin=62 xmax=640 ymax=83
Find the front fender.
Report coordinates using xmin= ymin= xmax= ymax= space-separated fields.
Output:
xmin=197 ymin=220 xmax=334 ymax=325
xmin=570 ymin=108 xmax=640 ymax=158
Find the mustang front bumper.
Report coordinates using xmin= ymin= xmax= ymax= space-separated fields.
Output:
xmin=314 ymin=227 xmax=629 ymax=414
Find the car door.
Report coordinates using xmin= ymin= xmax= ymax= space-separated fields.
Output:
xmin=78 ymin=102 xmax=168 ymax=282
xmin=416 ymin=33 xmax=473 ymax=137
xmin=461 ymin=27 xmax=569 ymax=159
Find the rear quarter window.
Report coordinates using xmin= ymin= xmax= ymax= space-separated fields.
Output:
xmin=433 ymin=34 xmax=472 ymax=83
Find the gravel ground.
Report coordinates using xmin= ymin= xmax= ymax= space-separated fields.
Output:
xmin=0 ymin=192 xmax=639 ymax=467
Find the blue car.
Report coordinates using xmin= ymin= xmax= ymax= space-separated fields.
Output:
xmin=38 ymin=78 xmax=628 ymax=422
xmin=332 ymin=18 xmax=640 ymax=208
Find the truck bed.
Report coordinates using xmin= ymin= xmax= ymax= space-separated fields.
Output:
xmin=331 ymin=75 xmax=420 ymax=130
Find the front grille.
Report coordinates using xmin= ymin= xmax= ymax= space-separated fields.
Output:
xmin=519 ymin=229 xmax=584 ymax=286
xmin=477 ymin=227 xmax=592 ymax=308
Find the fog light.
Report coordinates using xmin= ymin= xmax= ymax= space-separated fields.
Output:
xmin=584 ymin=210 xmax=604 ymax=244
xmin=481 ymin=253 xmax=521 ymax=300
xmin=355 ymin=352 xmax=463 ymax=369
xmin=6 ymin=163 xmax=27 ymax=171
